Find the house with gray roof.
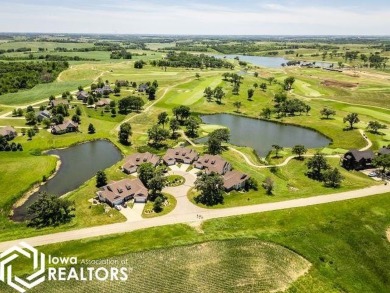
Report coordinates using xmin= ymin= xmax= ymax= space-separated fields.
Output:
xmin=342 ymin=149 xmax=375 ymax=170
xmin=0 ymin=126 xmax=17 ymax=140
xmin=122 ymin=152 xmax=161 ymax=174
xmin=51 ymin=120 xmax=78 ymax=135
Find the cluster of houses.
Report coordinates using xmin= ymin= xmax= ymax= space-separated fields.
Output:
xmin=342 ymin=147 xmax=390 ymax=170
xmin=97 ymin=147 xmax=250 ymax=207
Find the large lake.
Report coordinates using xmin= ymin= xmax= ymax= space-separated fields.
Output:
xmin=214 ymin=54 xmax=333 ymax=68
xmin=13 ymin=140 xmax=123 ymax=221
xmin=200 ymin=114 xmax=331 ymax=157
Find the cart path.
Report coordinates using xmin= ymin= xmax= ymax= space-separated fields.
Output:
xmin=0 ymin=183 xmax=388 ymax=252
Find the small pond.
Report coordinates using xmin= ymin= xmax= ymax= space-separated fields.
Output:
xmin=13 ymin=140 xmax=123 ymax=221
xmin=199 ymin=114 xmax=331 ymax=157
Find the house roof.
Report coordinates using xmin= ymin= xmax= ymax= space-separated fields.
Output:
xmin=163 ymin=147 xmax=198 ymax=163
xmin=195 ymin=154 xmax=231 ymax=175
xmin=379 ymin=147 xmax=390 ymax=156
xmin=76 ymin=91 xmax=89 ymax=99
xmin=98 ymin=178 xmax=148 ymax=204
xmin=95 ymin=98 xmax=111 ymax=107
xmin=52 ymin=120 xmax=78 ymax=132
xmin=51 ymin=99 xmax=69 ymax=107
xmin=94 ymin=85 xmax=112 ymax=94
xmin=345 ymin=149 xmax=375 ymax=161
xmin=0 ymin=126 xmax=17 ymax=137
xmin=223 ymin=170 xmax=249 ymax=190
xmin=38 ymin=110 xmax=51 ymax=118
xmin=123 ymin=152 xmax=161 ymax=171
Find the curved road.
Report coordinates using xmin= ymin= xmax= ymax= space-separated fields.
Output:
xmin=0 ymin=180 xmax=388 ymax=252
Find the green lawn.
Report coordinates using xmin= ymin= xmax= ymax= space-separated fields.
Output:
xmin=142 ymin=193 xmax=177 ymax=218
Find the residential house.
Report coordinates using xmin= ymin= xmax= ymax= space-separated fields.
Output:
xmin=194 ymin=154 xmax=232 ymax=175
xmin=50 ymin=99 xmax=69 ymax=108
xmin=76 ymin=91 xmax=89 ymax=103
xmin=342 ymin=149 xmax=375 ymax=170
xmin=122 ymin=152 xmax=161 ymax=174
xmin=0 ymin=126 xmax=17 ymax=140
xmin=95 ymin=98 xmax=111 ymax=108
xmin=378 ymin=147 xmax=390 ymax=156
xmin=51 ymin=120 xmax=78 ymax=135
xmin=163 ymin=147 xmax=199 ymax=165
xmin=138 ymin=83 xmax=149 ymax=92
xmin=97 ymin=178 xmax=148 ymax=206
xmin=223 ymin=170 xmax=250 ymax=191
xmin=94 ymin=85 xmax=113 ymax=96
xmin=37 ymin=110 xmax=51 ymax=122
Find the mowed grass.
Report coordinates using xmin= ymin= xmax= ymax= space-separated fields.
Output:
xmin=4 ymin=239 xmax=310 ymax=293
xmin=6 ymin=192 xmax=390 ymax=292
xmin=142 ymin=193 xmax=177 ymax=218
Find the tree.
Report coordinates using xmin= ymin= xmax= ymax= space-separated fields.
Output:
xmin=233 ymin=101 xmax=242 ymax=112
xmin=343 ymin=113 xmax=360 ymax=129
xmin=195 ymin=73 xmax=200 ymax=80
xmin=87 ymin=96 xmax=94 ymax=106
xmin=157 ymin=112 xmax=169 ymax=128
xmin=260 ymin=107 xmax=272 ymax=119
xmin=78 ymin=86 xmax=83 ymax=91
xmin=118 ymin=122 xmax=132 ymax=145
xmin=262 ymin=177 xmax=274 ymax=195
xmin=207 ymin=137 xmax=222 ymax=155
xmin=213 ymin=86 xmax=225 ymax=104
xmin=148 ymin=86 xmax=157 ymax=100
xmin=306 ymin=153 xmax=331 ymax=180
xmin=138 ymin=163 xmax=155 ymax=187
xmin=272 ymin=144 xmax=283 ymax=158
xmin=253 ymin=83 xmax=258 ymax=89
xmin=373 ymin=154 xmax=390 ymax=176
xmin=27 ymin=128 xmax=35 ymax=140
xmin=254 ymin=72 xmax=259 ymax=77
xmin=323 ymin=168 xmax=344 ymax=188
xmin=134 ymin=60 xmax=144 ymax=69
xmin=75 ymin=106 xmax=82 ymax=116
xmin=284 ymin=76 xmax=295 ymax=90
xmin=260 ymin=83 xmax=267 ymax=91
xmin=111 ymin=108 xmax=116 ymax=116
xmin=172 ymin=106 xmax=191 ymax=123
xmin=42 ymin=118 xmax=51 ymax=129
xmin=114 ymin=86 xmax=121 ymax=95
xmin=110 ymin=100 xmax=116 ymax=108
xmin=194 ymin=172 xmax=225 ymax=206
xmin=185 ymin=117 xmax=199 ymax=137
xmin=152 ymin=80 xmax=159 ymax=88
xmin=247 ymin=88 xmax=254 ymax=100
xmin=169 ymin=118 xmax=180 ymax=137
xmin=27 ymin=192 xmax=75 ymax=228
xmin=153 ymin=195 xmax=164 ymax=213
xmin=17 ymin=108 xmax=24 ymax=117
xmin=267 ymin=77 xmax=275 ymax=85
xmin=367 ymin=121 xmax=387 ymax=134
xmin=96 ymin=170 xmax=107 ymax=187
xmin=88 ymin=123 xmax=95 ymax=134
xmin=25 ymin=111 xmax=37 ymax=125
xmin=147 ymin=124 xmax=170 ymax=146
xmin=71 ymin=114 xmax=81 ymax=124
xmin=320 ymin=107 xmax=336 ymax=119
xmin=148 ymin=174 xmax=166 ymax=200
xmin=204 ymin=87 xmax=213 ymax=101
xmin=292 ymin=145 xmax=307 ymax=160
xmin=210 ymin=128 xmax=230 ymax=143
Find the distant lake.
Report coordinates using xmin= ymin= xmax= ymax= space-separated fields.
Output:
xmin=199 ymin=114 xmax=331 ymax=157
xmin=214 ymin=54 xmax=333 ymax=68
xmin=12 ymin=140 xmax=122 ymax=221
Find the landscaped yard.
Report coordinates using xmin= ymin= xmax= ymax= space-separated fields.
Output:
xmin=142 ymin=193 xmax=177 ymax=218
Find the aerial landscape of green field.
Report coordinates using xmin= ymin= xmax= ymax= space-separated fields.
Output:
xmin=0 ymin=1 xmax=390 ymax=293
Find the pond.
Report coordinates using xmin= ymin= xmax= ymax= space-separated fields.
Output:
xmin=214 ymin=54 xmax=333 ymax=68
xmin=12 ymin=140 xmax=123 ymax=221
xmin=199 ymin=114 xmax=331 ymax=157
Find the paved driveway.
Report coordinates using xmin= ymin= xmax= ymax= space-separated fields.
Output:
xmin=120 ymin=202 xmax=145 ymax=222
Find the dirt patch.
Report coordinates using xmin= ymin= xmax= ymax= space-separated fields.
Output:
xmin=387 ymin=228 xmax=390 ymax=243
xmin=321 ymin=80 xmax=358 ymax=88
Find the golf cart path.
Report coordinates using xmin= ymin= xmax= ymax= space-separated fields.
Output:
xmin=0 ymin=183 xmax=388 ymax=252
xmin=358 ymin=129 xmax=373 ymax=151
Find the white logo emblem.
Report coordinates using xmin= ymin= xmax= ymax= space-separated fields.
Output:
xmin=0 ymin=242 xmax=45 ymax=292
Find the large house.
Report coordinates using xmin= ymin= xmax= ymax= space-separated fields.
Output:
xmin=51 ymin=120 xmax=78 ymax=135
xmin=0 ymin=126 xmax=17 ymax=140
xmin=342 ymin=149 xmax=375 ymax=170
xmin=76 ymin=91 xmax=89 ymax=103
xmin=97 ymin=178 xmax=148 ymax=206
xmin=223 ymin=170 xmax=250 ymax=191
xmin=122 ymin=152 xmax=161 ymax=174
xmin=379 ymin=147 xmax=390 ymax=156
xmin=37 ymin=110 xmax=51 ymax=122
xmin=95 ymin=98 xmax=111 ymax=108
xmin=94 ymin=85 xmax=112 ymax=96
xmin=163 ymin=147 xmax=199 ymax=165
xmin=50 ymin=99 xmax=69 ymax=108
xmin=194 ymin=154 xmax=232 ymax=175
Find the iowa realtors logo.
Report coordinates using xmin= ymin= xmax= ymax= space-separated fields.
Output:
xmin=0 ymin=242 xmax=45 ymax=292
xmin=0 ymin=242 xmax=129 ymax=292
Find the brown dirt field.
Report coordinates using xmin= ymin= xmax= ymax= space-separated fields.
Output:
xmin=321 ymin=79 xmax=359 ymax=88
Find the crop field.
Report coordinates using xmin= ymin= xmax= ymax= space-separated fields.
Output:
xmin=2 ymin=239 xmax=311 ymax=293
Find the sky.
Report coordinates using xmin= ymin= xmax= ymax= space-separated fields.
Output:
xmin=1 ymin=0 xmax=390 ymax=35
